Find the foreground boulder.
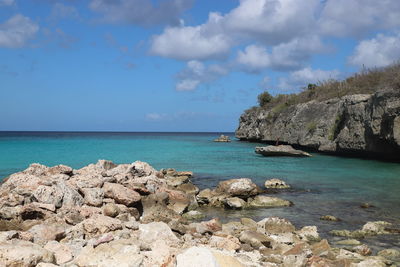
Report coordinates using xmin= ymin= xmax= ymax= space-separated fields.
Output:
xmin=255 ymin=145 xmax=312 ymax=157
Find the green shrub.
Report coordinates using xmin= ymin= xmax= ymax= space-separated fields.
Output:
xmin=258 ymin=91 xmax=273 ymax=107
xmin=307 ymin=121 xmax=317 ymax=133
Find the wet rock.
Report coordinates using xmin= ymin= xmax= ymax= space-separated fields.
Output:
xmin=361 ymin=221 xmax=392 ymax=234
xmin=138 ymin=222 xmax=179 ymax=250
xmin=81 ymin=187 xmax=104 ymax=207
xmin=196 ymin=188 xmax=213 ymax=205
xmin=103 ymin=182 xmax=141 ymax=207
xmin=297 ymin=226 xmax=320 ymax=242
xmin=177 ymin=183 xmax=199 ymax=195
xmin=74 ymin=239 xmax=143 ymax=267
xmin=82 ymin=214 xmax=122 ymax=237
xmin=247 ymin=195 xmax=292 ymax=208
xmin=352 ymin=244 xmax=372 ymax=256
xmin=239 ymin=230 xmax=272 ymax=249
xmin=360 ymin=203 xmax=374 ymax=209
xmin=102 ymin=203 xmax=120 ymax=218
xmin=214 ymin=135 xmax=231 ymax=142
xmin=182 ymin=210 xmax=204 ymax=220
xmin=320 ymin=215 xmax=341 ymax=222
xmin=215 ymin=178 xmax=260 ymax=198
xmin=256 ymin=145 xmax=312 ymax=157
xmin=260 ymin=217 xmax=296 ymax=234
xmin=377 ymin=248 xmax=400 ymax=261
xmin=0 ymin=239 xmax=55 ymax=266
xmin=44 ymin=240 xmax=73 ymax=265
xmin=336 ymin=239 xmax=362 ymax=246
xmin=224 ymin=197 xmax=247 ymax=209
xmin=264 ymin=178 xmax=290 ymax=189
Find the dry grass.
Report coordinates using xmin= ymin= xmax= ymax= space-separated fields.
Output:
xmin=259 ymin=63 xmax=400 ymax=111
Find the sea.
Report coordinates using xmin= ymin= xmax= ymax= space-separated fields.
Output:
xmin=1 ymin=131 xmax=399 ymax=249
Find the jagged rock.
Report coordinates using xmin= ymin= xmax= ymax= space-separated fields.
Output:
xmin=377 ymin=249 xmax=400 ymax=261
xmin=259 ymin=217 xmax=295 ymax=234
xmin=256 ymin=145 xmax=312 ymax=157
xmin=102 ymin=203 xmax=120 ymax=218
xmin=74 ymin=239 xmax=143 ymax=267
xmin=224 ymin=197 xmax=247 ymax=209
xmin=352 ymin=244 xmax=372 ymax=256
xmin=0 ymin=239 xmax=55 ymax=266
xmin=209 ymin=235 xmax=241 ymax=251
xmin=103 ymin=182 xmax=141 ymax=207
xmin=33 ymin=185 xmax=63 ymax=208
xmin=81 ymin=187 xmax=104 ymax=207
xmin=141 ymin=192 xmax=181 ymax=223
xmin=350 ymin=258 xmax=386 ymax=267
xmin=247 ymin=195 xmax=292 ymax=208
xmin=82 ymin=214 xmax=122 ymax=237
xmin=297 ymin=226 xmax=320 ymax=242
xmin=264 ymin=178 xmax=290 ymax=189
xmin=177 ymin=247 xmax=219 ymax=267
xmin=196 ymin=188 xmax=213 ymax=205
xmin=240 ymin=218 xmax=257 ymax=230
xmin=187 ymin=218 xmax=222 ymax=235
xmin=239 ymin=230 xmax=272 ymax=249
xmin=166 ymin=175 xmax=189 ymax=187
xmin=138 ymin=222 xmax=179 ymax=250
xmin=214 ymin=135 xmax=231 ymax=142
xmin=28 ymin=223 xmax=67 ymax=245
xmin=44 ymin=241 xmax=73 ymax=265
xmin=361 ymin=221 xmax=392 ymax=234
xmin=176 ymin=183 xmax=199 ymax=195
xmin=320 ymin=215 xmax=341 ymax=221
xmin=236 ymin=90 xmax=400 ymax=160
xmin=311 ymin=239 xmax=331 ymax=256
xmin=215 ymin=178 xmax=260 ymax=198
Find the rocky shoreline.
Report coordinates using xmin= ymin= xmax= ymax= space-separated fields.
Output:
xmin=236 ymin=89 xmax=400 ymax=161
xmin=0 ymin=160 xmax=398 ymax=266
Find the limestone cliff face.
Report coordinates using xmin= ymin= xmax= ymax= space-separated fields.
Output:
xmin=236 ymin=89 xmax=400 ymax=159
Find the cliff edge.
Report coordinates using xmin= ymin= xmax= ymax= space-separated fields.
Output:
xmin=236 ymin=89 xmax=400 ymax=159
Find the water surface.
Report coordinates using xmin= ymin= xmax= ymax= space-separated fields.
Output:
xmin=1 ymin=131 xmax=399 ymax=249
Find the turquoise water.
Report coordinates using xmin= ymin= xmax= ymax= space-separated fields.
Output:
xmin=1 ymin=132 xmax=399 ymax=248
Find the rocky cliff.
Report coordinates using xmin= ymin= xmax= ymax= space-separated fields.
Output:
xmin=236 ymin=89 xmax=400 ymax=160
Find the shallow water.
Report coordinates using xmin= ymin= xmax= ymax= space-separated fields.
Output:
xmin=1 ymin=131 xmax=399 ymax=249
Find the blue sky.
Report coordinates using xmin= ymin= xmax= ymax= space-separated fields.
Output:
xmin=1 ymin=0 xmax=399 ymax=132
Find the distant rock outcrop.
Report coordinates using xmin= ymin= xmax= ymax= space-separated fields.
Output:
xmin=213 ymin=135 xmax=231 ymax=142
xmin=255 ymin=145 xmax=311 ymax=157
xmin=236 ymin=89 xmax=400 ymax=160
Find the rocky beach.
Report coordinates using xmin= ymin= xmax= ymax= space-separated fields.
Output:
xmin=0 ymin=160 xmax=398 ymax=267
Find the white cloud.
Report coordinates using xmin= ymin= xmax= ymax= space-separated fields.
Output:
xmin=236 ymin=36 xmax=326 ymax=72
xmin=319 ymin=0 xmax=400 ymax=37
xmin=89 ymin=0 xmax=193 ymax=26
xmin=151 ymin=13 xmax=232 ymax=60
xmin=0 ymin=0 xmax=14 ymax=6
xmin=349 ymin=33 xmax=400 ymax=68
xmin=224 ymin=0 xmax=319 ymax=44
xmin=278 ymin=67 xmax=340 ymax=91
xmin=0 ymin=14 xmax=39 ymax=48
xmin=175 ymin=60 xmax=229 ymax=91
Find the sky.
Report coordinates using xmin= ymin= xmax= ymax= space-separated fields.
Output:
xmin=1 ymin=0 xmax=400 ymax=132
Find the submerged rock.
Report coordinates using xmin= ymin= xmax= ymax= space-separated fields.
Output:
xmin=247 ymin=195 xmax=292 ymax=208
xmin=255 ymin=145 xmax=312 ymax=157
xmin=264 ymin=178 xmax=290 ymax=189
xmin=213 ymin=135 xmax=231 ymax=142
xmin=320 ymin=215 xmax=341 ymax=222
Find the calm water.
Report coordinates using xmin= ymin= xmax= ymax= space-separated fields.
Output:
xmin=1 ymin=131 xmax=399 ymax=249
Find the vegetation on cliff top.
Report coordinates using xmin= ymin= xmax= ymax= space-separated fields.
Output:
xmin=257 ymin=63 xmax=400 ymax=111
